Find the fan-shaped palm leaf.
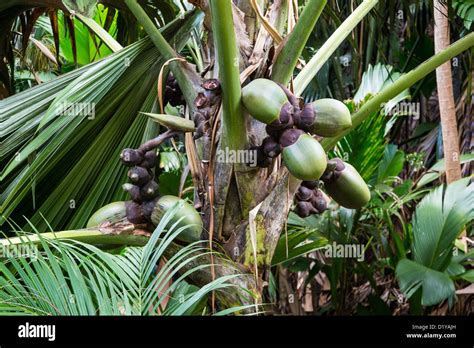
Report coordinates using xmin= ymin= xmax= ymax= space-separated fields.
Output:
xmin=396 ymin=178 xmax=474 ymax=306
xmin=0 ymin=12 xmax=203 ymax=231
xmin=0 ymin=204 xmax=251 ymax=315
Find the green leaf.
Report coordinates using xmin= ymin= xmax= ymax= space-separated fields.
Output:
xmin=0 ymin=207 xmax=248 ymax=315
xmin=354 ymin=64 xmax=410 ymax=115
xmin=76 ymin=13 xmax=123 ymax=53
xmin=453 ymin=0 xmax=474 ymax=29
xmin=396 ymin=178 xmax=473 ymax=307
xmin=142 ymin=112 xmax=195 ymax=132
xmin=460 ymin=270 xmax=474 ymax=283
xmin=412 ymin=178 xmax=474 ymax=271
xmin=0 ymin=12 xmax=203 ymax=230
xmin=272 ymin=227 xmax=328 ymax=265
xmin=417 ymin=153 xmax=474 ymax=188
xmin=62 ymin=0 xmax=98 ymax=18
xmin=371 ymin=144 xmax=405 ymax=184
xmin=396 ymin=259 xmax=455 ymax=307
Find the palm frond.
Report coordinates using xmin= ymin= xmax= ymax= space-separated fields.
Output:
xmin=0 ymin=12 xmax=203 ymax=231
xmin=396 ymin=178 xmax=474 ymax=306
xmin=0 ymin=205 xmax=248 ymax=315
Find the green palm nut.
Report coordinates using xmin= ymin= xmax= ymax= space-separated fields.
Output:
xmin=324 ymin=162 xmax=371 ymax=209
xmin=151 ymin=195 xmax=203 ymax=243
xmin=86 ymin=201 xmax=127 ymax=227
xmin=307 ymin=99 xmax=352 ymax=137
xmin=241 ymin=78 xmax=290 ymax=125
xmin=280 ymin=129 xmax=327 ymax=181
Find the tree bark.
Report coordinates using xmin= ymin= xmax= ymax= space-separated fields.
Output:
xmin=433 ymin=1 xmax=462 ymax=183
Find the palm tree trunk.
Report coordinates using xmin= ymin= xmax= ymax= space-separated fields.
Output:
xmin=434 ymin=1 xmax=462 ymax=183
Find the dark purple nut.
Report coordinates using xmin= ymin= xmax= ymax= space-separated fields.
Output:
xmin=279 ymin=128 xmax=305 ymax=148
xmin=253 ymin=146 xmax=272 ymax=168
xmin=166 ymin=73 xmax=178 ymax=87
xmin=194 ymin=92 xmax=209 ymax=108
xmin=279 ymin=103 xmax=294 ymax=125
xmin=295 ymin=186 xmax=313 ymax=201
xmin=140 ymin=181 xmax=159 ymax=200
xmin=301 ymin=180 xmax=319 ymax=190
xmin=265 ymin=124 xmax=284 ymax=139
xmin=194 ymin=111 xmax=210 ymax=123
xmin=125 ymin=201 xmax=147 ymax=224
xmin=141 ymin=199 xmax=158 ymax=220
xmin=128 ymin=166 xmax=152 ymax=186
xmin=262 ymin=136 xmax=282 ymax=158
xmin=194 ymin=112 xmax=206 ymax=126
xmin=145 ymin=150 xmax=157 ymax=162
xmin=311 ymin=196 xmax=328 ymax=213
xmin=120 ymin=148 xmax=144 ymax=166
xmin=123 ymin=183 xmax=142 ymax=202
xmin=140 ymin=150 xmax=157 ymax=169
xmin=277 ymin=83 xmax=299 ymax=108
xmin=320 ymin=170 xmax=335 ymax=184
xmin=169 ymin=94 xmax=185 ymax=107
xmin=202 ymin=79 xmax=221 ymax=92
xmin=332 ymin=158 xmax=346 ymax=171
xmin=193 ymin=121 xmax=210 ymax=140
xmin=165 ymin=85 xmax=175 ymax=97
xmin=332 ymin=170 xmax=342 ymax=181
xmin=295 ymin=201 xmax=316 ymax=218
xmin=203 ymin=89 xmax=220 ymax=104
xmin=313 ymin=188 xmax=322 ymax=197
xmin=269 ymin=102 xmax=294 ymax=130
xmin=292 ymin=109 xmax=302 ymax=126
xmin=296 ymin=103 xmax=316 ymax=131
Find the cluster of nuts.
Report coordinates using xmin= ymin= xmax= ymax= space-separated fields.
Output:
xmin=164 ymin=73 xmax=185 ymax=107
xmin=120 ymin=145 xmax=159 ymax=224
xmin=252 ymin=85 xmax=318 ymax=168
xmin=193 ymin=79 xmax=221 ymax=140
xmin=294 ymin=180 xmax=328 ymax=218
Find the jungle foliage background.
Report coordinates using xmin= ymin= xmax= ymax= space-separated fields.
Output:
xmin=0 ymin=0 xmax=473 ymax=316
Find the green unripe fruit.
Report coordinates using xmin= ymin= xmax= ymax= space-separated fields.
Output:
xmin=310 ymin=99 xmax=352 ymax=137
xmin=324 ymin=162 xmax=370 ymax=209
xmin=151 ymin=195 xmax=203 ymax=243
xmin=86 ymin=201 xmax=126 ymax=228
xmin=242 ymin=78 xmax=289 ymax=124
xmin=281 ymin=130 xmax=327 ymax=181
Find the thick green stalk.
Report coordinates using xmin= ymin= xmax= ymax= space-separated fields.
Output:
xmin=294 ymin=0 xmax=379 ymax=96
xmin=321 ymin=32 xmax=474 ymax=151
xmin=125 ymin=0 xmax=176 ymax=59
xmin=209 ymin=0 xmax=247 ymax=151
xmin=124 ymin=0 xmax=200 ymax=110
xmin=0 ymin=230 xmax=149 ymax=247
xmin=272 ymin=0 xmax=327 ymax=85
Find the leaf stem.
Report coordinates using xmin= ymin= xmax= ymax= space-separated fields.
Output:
xmin=0 ymin=230 xmax=149 ymax=247
xmin=124 ymin=0 xmax=201 ymax=110
xmin=294 ymin=0 xmax=379 ymax=96
xmin=321 ymin=32 xmax=474 ymax=151
xmin=209 ymin=0 xmax=247 ymax=151
xmin=272 ymin=0 xmax=327 ymax=85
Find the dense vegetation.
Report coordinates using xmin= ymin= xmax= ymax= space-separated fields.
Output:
xmin=0 ymin=0 xmax=473 ymax=316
